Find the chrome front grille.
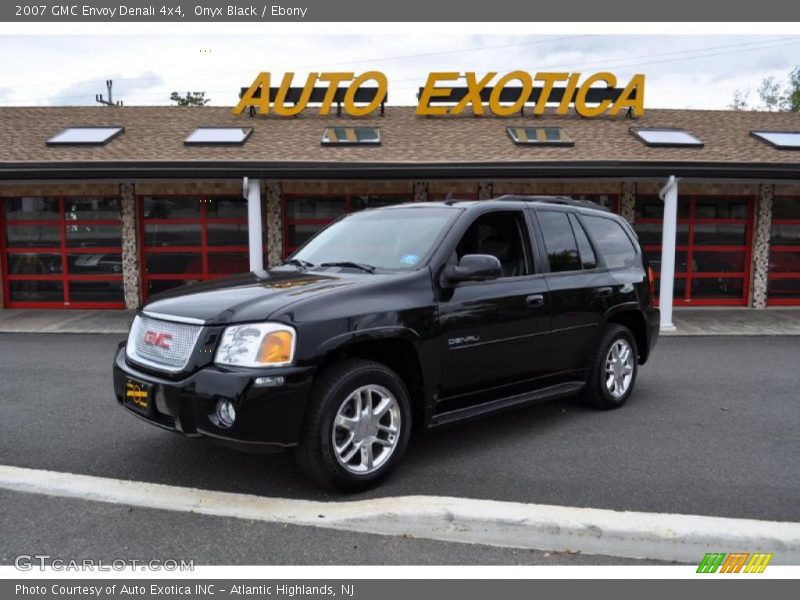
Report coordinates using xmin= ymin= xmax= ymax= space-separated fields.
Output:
xmin=126 ymin=314 xmax=204 ymax=372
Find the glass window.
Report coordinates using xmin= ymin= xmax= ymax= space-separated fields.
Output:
xmin=147 ymin=280 xmax=197 ymax=297
xmin=653 ymin=277 xmax=687 ymax=300
xmin=773 ymin=197 xmax=800 ymax=220
xmin=64 ymin=197 xmax=121 ymax=221
xmin=767 ymin=279 xmax=800 ymax=298
xmin=8 ymin=280 xmax=63 ymax=302
xmin=631 ymin=128 xmax=703 ymax=147
xmin=582 ymin=215 xmax=638 ymax=269
xmin=645 ymin=250 xmax=689 ymax=274
xmin=142 ymin=197 xmax=201 ymax=219
xmin=634 ymin=196 xmax=690 ymax=219
xmin=569 ymin=213 xmax=596 ymax=269
xmin=350 ymin=195 xmax=409 ymax=211
xmin=286 ymin=197 xmax=347 ymax=220
xmin=321 ymin=127 xmax=380 ymax=145
xmin=207 ymin=253 xmax=250 ymax=274
xmin=6 ymin=224 xmax=61 ymax=247
xmin=506 ymin=126 xmax=573 ymax=146
xmin=67 ymin=253 xmax=123 ymax=275
xmin=454 ymin=212 xmax=531 ymax=277
xmin=751 ymin=131 xmax=800 ymax=149
xmin=693 ymin=223 xmax=747 ymax=246
xmin=692 ymin=251 xmax=745 ymax=273
xmin=68 ymin=280 xmax=124 ymax=302
xmin=144 ymin=223 xmax=202 ymax=247
xmin=205 ymin=197 xmax=248 ymax=219
xmin=4 ymin=197 xmax=60 ymax=220
xmin=65 ymin=224 xmax=122 ymax=247
xmin=691 ymin=278 xmax=744 ymax=299
xmin=694 ymin=198 xmax=748 ymax=220
xmin=287 ymin=223 xmax=323 ymax=248
xmin=537 ymin=210 xmax=581 ymax=273
xmin=770 ymin=224 xmax=800 ymax=246
xmin=146 ymin=253 xmax=203 ymax=275
xmin=184 ymin=127 xmax=252 ymax=145
xmin=769 ymin=251 xmax=800 ymax=273
xmin=292 ymin=207 xmax=458 ymax=270
xmin=6 ymin=252 xmax=62 ymax=274
xmin=206 ymin=223 xmax=248 ymax=246
xmin=633 ymin=222 xmax=690 ymax=245
xmin=47 ymin=126 xmax=123 ymax=146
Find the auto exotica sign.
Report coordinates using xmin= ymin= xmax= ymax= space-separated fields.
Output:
xmin=234 ymin=71 xmax=645 ymax=118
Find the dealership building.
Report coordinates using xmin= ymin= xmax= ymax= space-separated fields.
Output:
xmin=0 ymin=103 xmax=799 ymax=320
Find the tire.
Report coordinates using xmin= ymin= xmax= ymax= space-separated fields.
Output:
xmin=294 ymin=358 xmax=412 ymax=491
xmin=581 ymin=324 xmax=639 ymax=410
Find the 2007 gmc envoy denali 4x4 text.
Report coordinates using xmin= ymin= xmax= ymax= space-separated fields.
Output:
xmin=114 ymin=196 xmax=659 ymax=490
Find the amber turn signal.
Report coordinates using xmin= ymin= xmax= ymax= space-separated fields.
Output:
xmin=258 ymin=331 xmax=294 ymax=364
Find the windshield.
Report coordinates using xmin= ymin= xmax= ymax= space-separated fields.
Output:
xmin=291 ymin=207 xmax=459 ymax=270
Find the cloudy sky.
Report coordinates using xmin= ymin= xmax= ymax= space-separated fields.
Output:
xmin=0 ymin=34 xmax=798 ymax=109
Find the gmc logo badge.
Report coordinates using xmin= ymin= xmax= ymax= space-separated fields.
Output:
xmin=144 ymin=331 xmax=172 ymax=349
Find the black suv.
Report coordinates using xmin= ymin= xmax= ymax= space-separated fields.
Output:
xmin=113 ymin=196 xmax=659 ymax=489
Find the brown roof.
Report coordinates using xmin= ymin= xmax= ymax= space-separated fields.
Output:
xmin=0 ymin=105 xmax=799 ymax=176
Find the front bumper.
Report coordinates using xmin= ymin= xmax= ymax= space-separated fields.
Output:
xmin=112 ymin=343 xmax=315 ymax=451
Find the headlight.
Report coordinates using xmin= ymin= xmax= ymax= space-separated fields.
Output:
xmin=214 ymin=323 xmax=296 ymax=368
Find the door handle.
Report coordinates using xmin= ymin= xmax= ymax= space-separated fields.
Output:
xmin=594 ymin=287 xmax=613 ymax=298
xmin=526 ymin=294 xmax=545 ymax=307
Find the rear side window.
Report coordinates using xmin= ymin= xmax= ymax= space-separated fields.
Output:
xmin=582 ymin=215 xmax=638 ymax=269
xmin=537 ymin=211 xmax=581 ymax=272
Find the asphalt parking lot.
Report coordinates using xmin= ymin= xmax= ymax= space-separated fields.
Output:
xmin=0 ymin=333 xmax=798 ymax=563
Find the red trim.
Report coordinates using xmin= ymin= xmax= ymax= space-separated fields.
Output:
xmin=640 ymin=194 xmax=755 ymax=307
xmin=138 ymin=194 xmax=250 ymax=302
xmin=766 ymin=198 xmax=800 ymax=304
xmin=0 ymin=195 xmax=124 ymax=308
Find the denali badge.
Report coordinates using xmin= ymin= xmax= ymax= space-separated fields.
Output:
xmin=448 ymin=335 xmax=480 ymax=346
xmin=143 ymin=331 xmax=173 ymax=349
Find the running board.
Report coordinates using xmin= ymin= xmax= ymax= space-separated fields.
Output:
xmin=430 ymin=381 xmax=585 ymax=427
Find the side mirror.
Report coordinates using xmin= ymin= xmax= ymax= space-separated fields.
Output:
xmin=441 ymin=254 xmax=502 ymax=286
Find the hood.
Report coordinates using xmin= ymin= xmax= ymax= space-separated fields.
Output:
xmin=142 ymin=268 xmax=379 ymax=325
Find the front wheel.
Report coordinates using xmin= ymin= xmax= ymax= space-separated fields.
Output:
xmin=582 ymin=324 xmax=638 ymax=409
xmin=294 ymin=358 xmax=412 ymax=491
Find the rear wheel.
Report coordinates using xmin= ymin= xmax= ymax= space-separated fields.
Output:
xmin=294 ymin=358 xmax=412 ymax=491
xmin=582 ymin=324 xmax=638 ymax=409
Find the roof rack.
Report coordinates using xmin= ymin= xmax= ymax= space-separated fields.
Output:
xmin=492 ymin=194 xmax=611 ymax=212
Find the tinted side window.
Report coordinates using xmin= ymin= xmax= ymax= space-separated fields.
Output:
xmin=455 ymin=211 xmax=531 ymax=277
xmin=569 ymin=213 xmax=597 ymax=269
xmin=537 ymin=210 xmax=581 ymax=272
xmin=582 ymin=215 xmax=638 ymax=269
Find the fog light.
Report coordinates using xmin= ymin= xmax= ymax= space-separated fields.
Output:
xmin=254 ymin=375 xmax=285 ymax=387
xmin=215 ymin=399 xmax=236 ymax=428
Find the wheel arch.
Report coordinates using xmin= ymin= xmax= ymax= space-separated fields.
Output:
xmin=604 ymin=307 xmax=650 ymax=364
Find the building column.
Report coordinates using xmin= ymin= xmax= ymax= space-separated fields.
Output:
xmin=478 ymin=181 xmax=493 ymax=200
xmin=120 ymin=182 xmax=141 ymax=310
xmin=751 ymin=184 xmax=774 ymax=309
xmin=265 ymin=181 xmax=284 ymax=267
xmin=413 ymin=181 xmax=429 ymax=202
xmin=620 ymin=181 xmax=636 ymax=224
xmin=246 ymin=178 xmax=264 ymax=272
xmin=659 ymin=176 xmax=679 ymax=332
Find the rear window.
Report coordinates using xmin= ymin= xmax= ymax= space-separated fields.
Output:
xmin=581 ymin=215 xmax=638 ymax=269
xmin=537 ymin=211 xmax=581 ymax=272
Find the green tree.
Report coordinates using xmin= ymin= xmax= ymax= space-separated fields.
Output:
xmin=169 ymin=91 xmax=210 ymax=106
xmin=758 ymin=76 xmax=784 ymax=111
xmin=729 ymin=88 xmax=751 ymax=111
xmin=787 ymin=66 xmax=800 ymax=112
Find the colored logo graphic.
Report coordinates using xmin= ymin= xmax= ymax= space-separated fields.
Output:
xmin=125 ymin=381 xmax=148 ymax=410
xmin=697 ymin=552 xmax=773 ymax=573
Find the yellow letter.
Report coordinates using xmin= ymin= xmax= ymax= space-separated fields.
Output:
xmin=416 ymin=72 xmax=460 ymax=116
xmin=574 ymin=72 xmax=617 ymax=117
xmin=557 ymin=73 xmax=581 ymax=114
xmin=343 ymin=71 xmax=388 ymax=117
xmin=489 ymin=71 xmax=533 ymax=116
xmin=453 ymin=72 xmax=496 ymax=116
xmin=273 ymin=72 xmax=318 ymax=116
xmin=317 ymin=72 xmax=355 ymax=115
xmin=232 ymin=72 xmax=270 ymax=115
xmin=610 ymin=74 xmax=646 ymax=117
xmin=532 ymin=72 xmax=569 ymax=115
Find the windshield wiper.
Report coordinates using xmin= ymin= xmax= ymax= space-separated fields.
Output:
xmin=282 ymin=258 xmax=315 ymax=269
xmin=320 ymin=261 xmax=376 ymax=273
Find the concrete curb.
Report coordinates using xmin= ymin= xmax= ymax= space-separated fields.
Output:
xmin=1 ymin=465 xmax=798 ymax=564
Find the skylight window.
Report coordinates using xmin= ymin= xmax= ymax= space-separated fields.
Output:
xmin=321 ymin=127 xmax=381 ymax=145
xmin=631 ymin=127 xmax=703 ymax=148
xmin=47 ymin=126 xmax=124 ymax=146
xmin=184 ymin=127 xmax=253 ymax=145
xmin=751 ymin=130 xmax=800 ymax=150
xmin=507 ymin=126 xmax=573 ymax=146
